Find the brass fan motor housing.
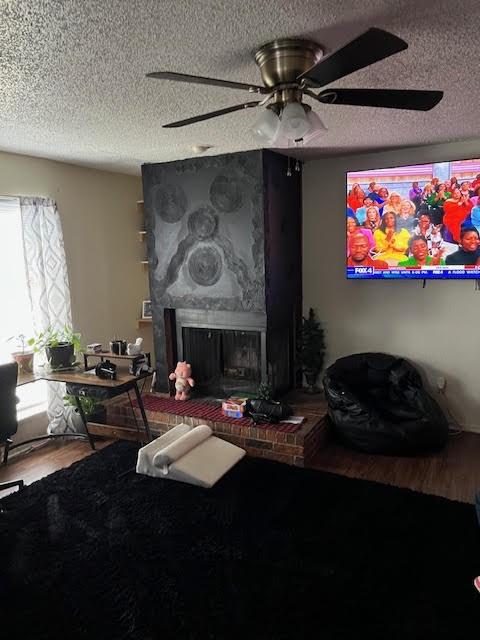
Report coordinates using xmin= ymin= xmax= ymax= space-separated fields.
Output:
xmin=254 ymin=39 xmax=324 ymax=89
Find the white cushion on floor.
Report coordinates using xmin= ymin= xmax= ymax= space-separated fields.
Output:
xmin=136 ymin=423 xmax=246 ymax=488
xmin=153 ymin=424 xmax=212 ymax=467
xmin=135 ymin=423 xmax=192 ymax=477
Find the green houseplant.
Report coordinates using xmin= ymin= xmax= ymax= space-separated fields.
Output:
xmin=63 ymin=394 xmax=106 ymax=425
xmin=28 ymin=325 xmax=83 ymax=370
xmin=298 ymin=308 xmax=326 ymax=394
xmin=8 ymin=333 xmax=34 ymax=373
xmin=256 ymin=381 xmax=273 ymax=401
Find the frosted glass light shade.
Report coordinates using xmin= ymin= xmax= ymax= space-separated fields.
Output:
xmin=253 ymin=108 xmax=280 ymax=143
xmin=279 ymin=102 xmax=311 ymax=140
xmin=306 ymin=110 xmax=327 ymax=133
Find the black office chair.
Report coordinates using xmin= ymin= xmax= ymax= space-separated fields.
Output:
xmin=0 ymin=361 xmax=24 ymax=499
xmin=0 ymin=361 xmax=19 ymax=465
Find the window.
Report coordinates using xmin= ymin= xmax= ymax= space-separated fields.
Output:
xmin=0 ymin=197 xmax=47 ymax=418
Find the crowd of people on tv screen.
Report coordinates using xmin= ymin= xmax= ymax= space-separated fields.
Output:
xmin=346 ymin=175 xmax=480 ymax=269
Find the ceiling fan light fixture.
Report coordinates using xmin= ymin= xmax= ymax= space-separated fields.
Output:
xmin=253 ymin=107 xmax=280 ymax=143
xmin=152 ymin=29 xmax=443 ymax=132
xmin=279 ymin=102 xmax=311 ymax=140
xmin=306 ymin=109 xmax=327 ymax=132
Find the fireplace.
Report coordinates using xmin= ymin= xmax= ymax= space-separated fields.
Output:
xmin=175 ymin=309 xmax=266 ymax=396
xmin=183 ymin=328 xmax=261 ymax=395
xmin=142 ymin=149 xmax=302 ymax=397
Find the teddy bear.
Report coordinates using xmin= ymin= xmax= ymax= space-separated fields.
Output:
xmin=169 ymin=361 xmax=195 ymax=401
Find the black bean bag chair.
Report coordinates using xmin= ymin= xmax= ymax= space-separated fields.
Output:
xmin=323 ymin=353 xmax=449 ymax=455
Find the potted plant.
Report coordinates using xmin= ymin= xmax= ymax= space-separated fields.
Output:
xmin=297 ymin=308 xmax=326 ymax=394
xmin=28 ymin=325 xmax=83 ymax=370
xmin=256 ymin=381 xmax=273 ymax=401
xmin=8 ymin=334 xmax=34 ymax=373
xmin=63 ymin=394 xmax=106 ymax=428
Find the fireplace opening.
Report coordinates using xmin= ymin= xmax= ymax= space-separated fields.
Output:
xmin=182 ymin=327 xmax=262 ymax=397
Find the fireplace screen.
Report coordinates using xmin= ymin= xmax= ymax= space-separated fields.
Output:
xmin=182 ymin=327 xmax=261 ymax=396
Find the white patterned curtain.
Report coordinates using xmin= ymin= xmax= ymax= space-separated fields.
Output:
xmin=20 ymin=197 xmax=73 ymax=433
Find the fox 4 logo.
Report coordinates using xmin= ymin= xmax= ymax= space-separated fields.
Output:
xmin=355 ymin=267 xmax=374 ymax=275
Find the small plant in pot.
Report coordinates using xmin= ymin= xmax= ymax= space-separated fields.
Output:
xmin=8 ymin=334 xmax=34 ymax=373
xmin=63 ymin=394 xmax=106 ymax=427
xmin=28 ymin=325 xmax=83 ymax=371
xmin=297 ymin=308 xmax=326 ymax=394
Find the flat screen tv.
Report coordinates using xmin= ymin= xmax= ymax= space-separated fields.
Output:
xmin=346 ymin=158 xmax=480 ymax=279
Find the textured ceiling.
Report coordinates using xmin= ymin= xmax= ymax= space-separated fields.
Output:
xmin=1 ymin=0 xmax=479 ymax=175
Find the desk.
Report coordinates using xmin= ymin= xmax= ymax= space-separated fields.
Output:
xmin=13 ymin=368 xmax=152 ymax=455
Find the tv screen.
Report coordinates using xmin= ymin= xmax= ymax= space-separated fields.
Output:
xmin=346 ymin=158 xmax=480 ymax=279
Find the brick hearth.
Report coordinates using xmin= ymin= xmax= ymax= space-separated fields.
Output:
xmin=90 ymin=391 xmax=329 ymax=467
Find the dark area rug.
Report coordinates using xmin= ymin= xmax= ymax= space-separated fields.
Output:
xmin=1 ymin=441 xmax=479 ymax=640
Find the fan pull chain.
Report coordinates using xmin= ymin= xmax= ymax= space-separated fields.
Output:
xmin=294 ymin=138 xmax=303 ymax=172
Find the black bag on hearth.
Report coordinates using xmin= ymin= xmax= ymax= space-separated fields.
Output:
xmin=245 ymin=398 xmax=293 ymax=425
xmin=323 ymin=353 xmax=449 ymax=455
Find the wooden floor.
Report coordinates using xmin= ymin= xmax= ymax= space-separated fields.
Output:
xmin=311 ymin=431 xmax=480 ymax=504
xmin=1 ymin=431 xmax=480 ymax=504
xmin=0 ymin=439 xmax=112 ymax=496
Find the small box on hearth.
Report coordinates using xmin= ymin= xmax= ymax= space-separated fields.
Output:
xmin=222 ymin=397 xmax=248 ymax=419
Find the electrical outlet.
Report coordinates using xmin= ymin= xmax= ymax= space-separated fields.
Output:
xmin=436 ymin=376 xmax=446 ymax=392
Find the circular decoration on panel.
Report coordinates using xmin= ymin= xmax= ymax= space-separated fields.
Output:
xmin=188 ymin=246 xmax=223 ymax=287
xmin=187 ymin=205 xmax=218 ymax=239
xmin=209 ymin=173 xmax=244 ymax=213
xmin=151 ymin=183 xmax=187 ymax=223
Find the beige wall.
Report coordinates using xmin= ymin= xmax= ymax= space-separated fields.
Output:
xmin=0 ymin=150 xmax=152 ymax=442
xmin=303 ymin=138 xmax=480 ymax=432
xmin=0 ymin=150 xmax=151 ymax=352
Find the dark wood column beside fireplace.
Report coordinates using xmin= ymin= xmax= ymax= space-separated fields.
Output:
xmin=141 ymin=149 xmax=302 ymax=396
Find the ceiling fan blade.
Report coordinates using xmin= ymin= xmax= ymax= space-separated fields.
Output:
xmin=147 ymin=71 xmax=269 ymax=94
xmin=162 ymin=101 xmax=260 ymax=128
xmin=316 ymin=88 xmax=443 ymax=111
xmin=298 ymin=28 xmax=408 ymax=88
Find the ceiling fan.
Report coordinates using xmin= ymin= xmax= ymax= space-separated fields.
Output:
xmin=147 ymin=28 xmax=443 ymax=145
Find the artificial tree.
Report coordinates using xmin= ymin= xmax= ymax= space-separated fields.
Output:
xmin=256 ymin=381 xmax=273 ymax=401
xmin=298 ymin=308 xmax=326 ymax=394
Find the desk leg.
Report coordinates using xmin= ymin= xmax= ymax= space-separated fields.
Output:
xmin=74 ymin=396 xmax=96 ymax=450
xmin=133 ymin=381 xmax=152 ymax=442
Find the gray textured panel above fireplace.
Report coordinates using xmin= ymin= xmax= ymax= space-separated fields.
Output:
xmin=143 ymin=151 xmax=265 ymax=314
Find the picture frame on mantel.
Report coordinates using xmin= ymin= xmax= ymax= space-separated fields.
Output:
xmin=142 ymin=300 xmax=152 ymax=319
